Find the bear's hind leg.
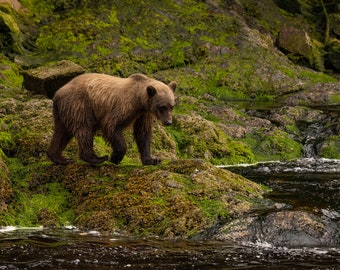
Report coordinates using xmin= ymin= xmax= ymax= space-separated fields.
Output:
xmin=106 ymin=130 xmax=127 ymax=165
xmin=48 ymin=120 xmax=73 ymax=165
xmin=76 ymin=128 xmax=108 ymax=165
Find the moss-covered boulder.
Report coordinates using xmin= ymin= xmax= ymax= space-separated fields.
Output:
xmin=0 ymin=3 xmax=24 ymax=55
xmin=169 ymin=112 xmax=255 ymax=165
xmin=277 ymin=26 xmax=324 ymax=71
xmin=22 ymin=60 xmax=85 ymax=98
xmin=25 ymin=159 xmax=264 ymax=237
xmin=319 ymin=135 xmax=340 ymax=159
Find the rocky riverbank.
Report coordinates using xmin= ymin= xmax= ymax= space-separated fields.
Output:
xmin=0 ymin=0 xmax=339 ymax=245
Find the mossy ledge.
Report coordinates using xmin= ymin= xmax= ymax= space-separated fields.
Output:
xmin=1 ymin=158 xmax=265 ymax=238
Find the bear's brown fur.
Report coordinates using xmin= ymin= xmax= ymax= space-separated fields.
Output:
xmin=47 ymin=73 xmax=176 ymax=165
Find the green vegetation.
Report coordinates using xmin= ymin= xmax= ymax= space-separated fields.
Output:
xmin=243 ymin=129 xmax=303 ymax=161
xmin=299 ymin=70 xmax=337 ymax=83
xmin=320 ymin=135 xmax=340 ymax=159
xmin=0 ymin=0 xmax=339 ymax=236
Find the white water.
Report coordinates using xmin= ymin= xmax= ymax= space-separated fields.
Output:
xmin=219 ymin=157 xmax=340 ymax=173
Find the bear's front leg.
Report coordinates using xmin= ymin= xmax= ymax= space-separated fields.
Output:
xmin=133 ymin=116 xmax=161 ymax=166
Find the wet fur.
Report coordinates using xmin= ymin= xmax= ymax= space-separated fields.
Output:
xmin=48 ymin=73 xmax=176 ymax=165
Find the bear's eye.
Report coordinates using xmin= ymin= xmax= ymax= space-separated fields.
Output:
xmin=158 ymin=106 xmax=167 ymax=112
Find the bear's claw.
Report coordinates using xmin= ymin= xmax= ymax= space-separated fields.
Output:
xmin=142 ymin=157 xmax=161 ymax=165
xmin=47 ymin=152 xmax=73 ymax=165
xmin=84 ymin=155 xmax=109 ymax=165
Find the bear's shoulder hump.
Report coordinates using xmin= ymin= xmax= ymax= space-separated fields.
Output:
xmin=129 ymin=73 xmax=149 ymax=81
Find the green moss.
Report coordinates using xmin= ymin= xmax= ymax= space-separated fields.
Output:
xmin=298 ymin=70 xmax=337 ymax=83
xmin=196 ymin=198 xmax=229 ymax=220
xmin=167 ymin=114 xmax=255 ymax=165
xmin=2 ymin=154 xmax=74 ymax=227
xmin=0 ymin=55 xmax=24 ymax=92
xmin=10 ymin=182 xmax=73 ymax=227
xmin=0 ymin=131 xmax=13 ymax=152
xmin=35 ymin=159 xmax=265 ymax=237
xmin=329 ymin=94 xmax=340 ymax=104
xmin=320 ymin=135 xmax=340 ymax=159
xmin=243 ymin=129 xmax=303 ymax=161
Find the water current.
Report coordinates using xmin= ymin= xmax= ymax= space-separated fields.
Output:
xmin=0 ymin=226 xmax=339 ymax=269
xmin=1 ymin=158 xmax=339 ymax=269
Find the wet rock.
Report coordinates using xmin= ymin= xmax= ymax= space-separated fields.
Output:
xmin=22 ymin=60 xmax=85 ymax=98
xmin=212 ymin=210 xmax=339 ymax=247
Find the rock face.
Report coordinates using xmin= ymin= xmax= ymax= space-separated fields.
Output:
xmin=22 ymin=60 xmax=85 ymax=98
xmin=277 ymin=27 xmax=313 ymax=58
xmin=277 ymin=26 xmax=323 ymax=70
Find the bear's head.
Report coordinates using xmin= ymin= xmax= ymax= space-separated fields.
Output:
xmin=147 ymin=81 xmax=176 ymax=126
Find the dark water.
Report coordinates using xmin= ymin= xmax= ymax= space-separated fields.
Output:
xmin=1 ymin=158 xmax=340 ymax=269
xmin=224 ymin=158 xmax=340 ymax=212
xmin=0 ymin=227 xmax=339 ymax=269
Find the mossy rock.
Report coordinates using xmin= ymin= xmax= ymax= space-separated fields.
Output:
xmin=22 ymin=60 xmax=85 ymax=98
xmin=0 ymin=6 xmax=23 ymax=55
xmin=30 ymin=159 xmax=264 ymax=237
xmin=0 ymin=53 xmax=23 ymax=91
xmin=243 ymin=129 xmax=303 ymax=161
xmin=0 ymin=150 xmax=12 ymax=212
xmin=277 ymin=26 xmax=324 ymax=71
xmin=168 ymin=112 xmax=255 ymax=165
xmin=285 ymin=82 xmax=340 ymax=107
xmin=319 ymin=135 xmax=340 ymax=159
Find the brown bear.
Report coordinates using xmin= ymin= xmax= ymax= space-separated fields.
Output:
xmin=47 ymin=73 xmax=176 ymax=165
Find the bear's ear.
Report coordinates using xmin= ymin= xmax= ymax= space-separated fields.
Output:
xmin=147 ymin=85 xmax=157 ymax=97
xmin=168 ymin=81 xmax=177 ymax=92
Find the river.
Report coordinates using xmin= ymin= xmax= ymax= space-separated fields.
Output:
xmin=1 ymin=158 xmax=339 ymax=269
xmin=0 ymin=226 xmax=339 ymax=269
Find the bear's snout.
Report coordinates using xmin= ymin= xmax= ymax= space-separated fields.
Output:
xmin=163 ymin=119 xmax=172 ymax=126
